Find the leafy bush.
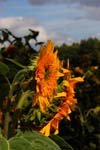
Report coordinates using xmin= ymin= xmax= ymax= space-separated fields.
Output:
xmin=0 ymin=130 xmax=61 ymax=150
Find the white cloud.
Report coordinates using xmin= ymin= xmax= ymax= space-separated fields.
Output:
xmin=46 ymin=30 xmax=75 ymax=46
xmin=0 ymin=17 xmax=47 ymax=42
xmin=0 ymin=17 xmax=76 ymax=45
xmin=1 ymin=15 xmax=100 ymax=47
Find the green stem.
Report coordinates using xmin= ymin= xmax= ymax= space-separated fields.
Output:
xmin=78 ymin=107 xmax=85 ymax=136
xmin=3 ymin=76 xmax=13 ymax=138
xmin=4 ymin=75 xmax=11 ymax=88
xmin=3 ymin=112 xmax=11 ymax=139
xmin=5 ymin=58 xmax=26 ymax=69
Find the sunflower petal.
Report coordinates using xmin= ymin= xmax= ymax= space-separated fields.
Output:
xmin=55 ymin=92 xmax=66 ymax=98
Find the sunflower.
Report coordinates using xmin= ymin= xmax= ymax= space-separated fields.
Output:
xmin=63 ymin=77 xmax=84 ymax=106
xmin=33 ymin=40 xmax=61 ymax=112
xmin=40 ymin=77 xmax=84 ymax=136
xmin=40 ymin=102 xmax=71 ymax=136
xmin=35 ymin=40 xmax=60 ymax=98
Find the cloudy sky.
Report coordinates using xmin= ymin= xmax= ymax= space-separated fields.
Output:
xmin=0 ymin=0 xmax=100 ymax=45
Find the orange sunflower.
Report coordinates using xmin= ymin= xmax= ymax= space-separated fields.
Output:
xmin=63 ymin=77 xmax=84 ymax=106
xmin=35 ymin=40 xmax=60 ymax=98
xmin=33 ymin=40 xmax=61 ymax=112
xmin=39 ymin=63 xmax=84 ymax=135
xmin=40 ymin=102 xmax=71 ymax=136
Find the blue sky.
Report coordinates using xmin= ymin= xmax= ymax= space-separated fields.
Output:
xmin=0 ymin=0 xmax=100 ymax=45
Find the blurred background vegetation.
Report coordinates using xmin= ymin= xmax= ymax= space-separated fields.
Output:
xmin=0 ymin=29 xmax=100 ymax=150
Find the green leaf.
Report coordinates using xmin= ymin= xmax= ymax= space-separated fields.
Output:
xmin=0 ymin=62 xmax=9 ymax=75
xmin=16 ymin=90 xmax=34 ymax=109
xmin=50 ymin=134 xmax=74 ymax=150
xmin=9 ymin=137 xmax=33 ymax=150
xmin=16 ymin=130 xmax=61 ymax=150
xmin=35 ymin=110 xmax=41 ymax=121
xmin=0 ymin=134 xmax=9 ymax=150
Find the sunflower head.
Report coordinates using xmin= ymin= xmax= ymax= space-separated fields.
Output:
xmin=35 ymin=40 xmax=60 ymax=98
xmin=33 ymin=40 xmax=62 ymax=112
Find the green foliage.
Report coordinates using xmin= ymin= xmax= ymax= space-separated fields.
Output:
xmin=0 ymin=131 xmax=61 ymax=150
xmin=50 ymin=134 xmax=73 ymax=150
xmin=0 ymin=134 xmax=9 ymax=150
xmin=0 ymin=28 xmax=40 ymax=66
xmin=9 ymin=137 xmax=33 ymax=150
xmin=16 ymin=90 xmax=34 ymax=109
xmin=0 ymin=62 xmax=9 ymax=75
xmin=57 ymin=37 xmax=100 ymax=67
xmin=55 ymin=37 xmax=100 ymax=149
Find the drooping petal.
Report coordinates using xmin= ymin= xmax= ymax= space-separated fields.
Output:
xmin=40 ymin=122 xmax=51 ymax=137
